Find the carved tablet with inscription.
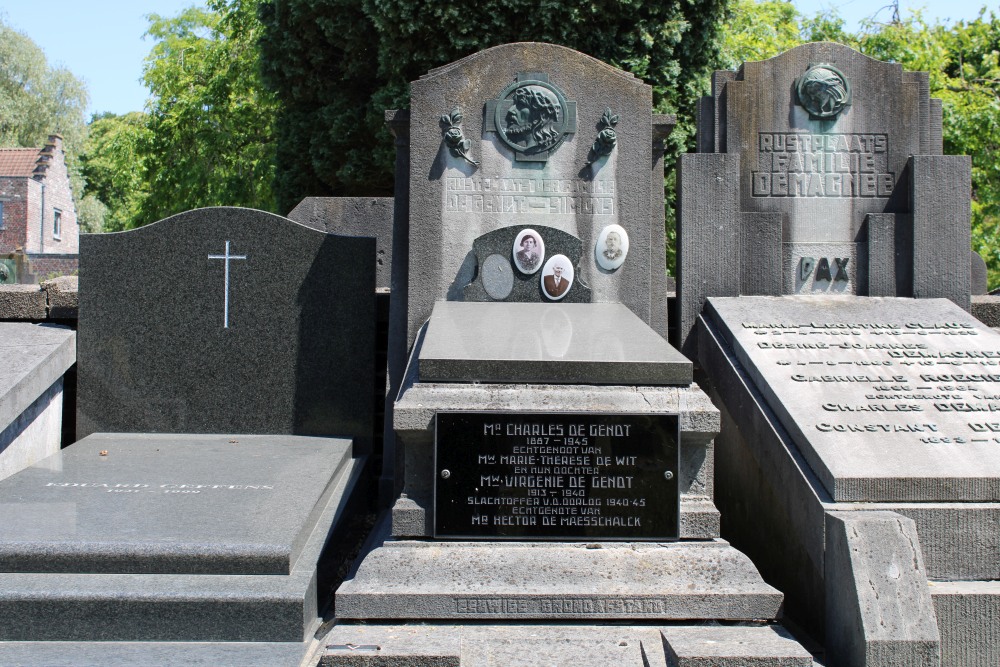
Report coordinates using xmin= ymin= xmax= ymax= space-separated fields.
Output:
xmin=706 ymin=296 xmax=1000 ymax=502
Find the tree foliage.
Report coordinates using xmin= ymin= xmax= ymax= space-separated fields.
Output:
xmin=80 ymin=112 xmax=152 ymax=232
xmin=0 ymin=19 xmax=88 ymax=152
xmin=859 ymin=9 xmax=1000 ymax=286
xmin=0 ymin=18 xmax=90 ymax=221
xmin=136 ymin=0 xmax=278 ymax=224
xmin=259 ymin=0 xmax=728 ymax=213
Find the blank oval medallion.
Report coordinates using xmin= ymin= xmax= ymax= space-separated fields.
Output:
xmin=483 ymin=253 xmax=514 ymax=300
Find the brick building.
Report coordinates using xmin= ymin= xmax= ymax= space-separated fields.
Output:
xmin=0 ymin=134 xmax=79 ymax=282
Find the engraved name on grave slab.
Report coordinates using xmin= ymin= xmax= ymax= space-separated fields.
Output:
xmin=435 ymin=413 xmax=679 ymax=539
xmin=445 ymin=177 xmax=616 ymax=216
xmin=707 ymin=297 xmax=1000 ymax=502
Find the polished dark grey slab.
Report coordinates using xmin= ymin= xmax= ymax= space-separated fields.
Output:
xmin=0 ymin=433 xmax=350 ymax=575
xmin=705 ymin=296 xmax=1000 ymax=502
xmin=0 ymin=437 xmax=364 ymax=642
xmin=463 ymin=225 xmax=591 ymax=304
xmin=78 ymin=207 xmax=376 ymax=450
xmin=418 ymin=301 xmax=691 ymax=385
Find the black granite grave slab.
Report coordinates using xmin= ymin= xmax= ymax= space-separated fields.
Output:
xmin=0 ymin=432 xmax=363 ymax=643
xmin=77 ymin=207 xmax=376 ymax=450
xmin=418 ymin=301 xmax=692 ymax=385
xmin=0 ymin=433 xmax=349 ymax=575
xmin=434 ymin=412 xmax=679 ymax=539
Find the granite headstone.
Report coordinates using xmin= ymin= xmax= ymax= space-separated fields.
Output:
xmin=77 ymin=207 xmax=376 ymax=450
xmin=287 ymin=197 xmax=393 ymax=291
xmin=406 ymin=43 xmax=668 ymax=345
xmin=678 ymin=42 xmax=972 ymax=352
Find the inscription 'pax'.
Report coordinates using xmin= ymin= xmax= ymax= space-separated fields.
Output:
xmin=799 ymin=256 xmax=849 ymax=283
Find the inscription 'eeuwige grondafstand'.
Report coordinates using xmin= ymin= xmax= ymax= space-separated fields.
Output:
xmin=435 ymin=413 xmax=679 ymax=539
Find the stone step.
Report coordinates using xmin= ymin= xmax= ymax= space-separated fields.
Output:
xmin=319 ymin=624 xmax=815 ymax=666
xmin=0 ymin=641 xmax=314 ymax=667
xmin=930 ymin=580 xmax=1000 ymax=667
xmin=839 ymin=502 xmax=1000 ymax=581
xmin=335 ymin=538 xmax=783 ymax=621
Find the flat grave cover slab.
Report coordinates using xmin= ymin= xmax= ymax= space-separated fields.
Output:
xmin=0 ymin=323 xmax=75 ymax=431
xmin=0 ymin=433 xmax=351 ymax=575
xmin=418 ymin=301 xmax=691 ymax=385
xmin=706 ymin=296 xmax=1000 ymax=502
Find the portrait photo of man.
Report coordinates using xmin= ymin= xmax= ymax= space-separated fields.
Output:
xmin=602 ymin=231 xmax=622 ymax=262
xmin=540 ymin=254 xmax=574 ymax=301
xmin=595 ymin=224 xmax=629 ymax=271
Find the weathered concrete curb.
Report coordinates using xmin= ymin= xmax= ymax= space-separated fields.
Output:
xmin=0 ymin=276 xmax=78 ymax=321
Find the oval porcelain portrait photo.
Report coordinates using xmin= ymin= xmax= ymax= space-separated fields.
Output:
xmin=595 ymin=224 xmax=629 ymax=271
xmin=512 ymin=228 xmax=544 ymax=274
xmin=540 ymin=254 xmax=574 ymax=300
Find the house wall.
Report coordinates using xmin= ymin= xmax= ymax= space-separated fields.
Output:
xmin=37 ymin=140 xmax=78 ymax=254
xmin=0 ymin=178 xmax=40 ymax=254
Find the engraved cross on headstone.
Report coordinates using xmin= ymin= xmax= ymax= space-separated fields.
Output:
xmin=207 ymin=240 xmax=247 ymax=329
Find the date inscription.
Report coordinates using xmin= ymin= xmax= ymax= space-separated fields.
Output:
xmin=435 ymin=413 xmax=678 ymax=540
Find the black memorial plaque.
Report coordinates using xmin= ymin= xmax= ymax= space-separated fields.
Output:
xmin=435 ymin=412 xmax=679 ymax=539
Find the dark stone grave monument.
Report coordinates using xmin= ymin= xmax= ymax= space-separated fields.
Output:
xmin=321 ymin=43 xmax=816 ymax=665
xmin=0 ymin=208 xmax=376 ymax=666
xmin=686 ymin=43 xmax=995 ymax=666
xmin=677 ymin=42 xmax=971 ymax=354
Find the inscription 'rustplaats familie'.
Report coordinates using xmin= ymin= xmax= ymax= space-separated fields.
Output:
xmin=752 ymin=133 xmax=895 ymax=198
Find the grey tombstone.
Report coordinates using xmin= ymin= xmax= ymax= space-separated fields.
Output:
xmin=287 ymin=196 xmax=393 ymax=291
xmin=0 ymin=207 xmax=377 ymax=666
xmin=78 ymin=207 xmax=375 ymax=451
xmin=325 ymin=43 xmax=812 ymax=666
xmin=406 ymin=42 xmax=666 ymax=344
xmin=684 ymin=44 xmax=989 ymax=662
xmin=678 ymin=42 xmax=971 ymax=353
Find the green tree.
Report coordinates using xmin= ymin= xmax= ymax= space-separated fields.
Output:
xmin=259 ymin=0 xmax=728 ymax=214
xmin=0 ymin=19 xmax=88 ymax=151
xmin=0 ymin=18 xmax=89 ymax=215
xmin=859 ymin=9 xmax=1000 ymax=286
xmin=137 ymin=0 xmax=278 ymax=225
xmin=79 ymin=112 xmax=152 ymax=232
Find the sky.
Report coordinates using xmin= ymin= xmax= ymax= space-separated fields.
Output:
xmin=792 ymin=0 xmax=993 ymax=31
xmin=0 ymin=1 xmax=995 ymax=118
